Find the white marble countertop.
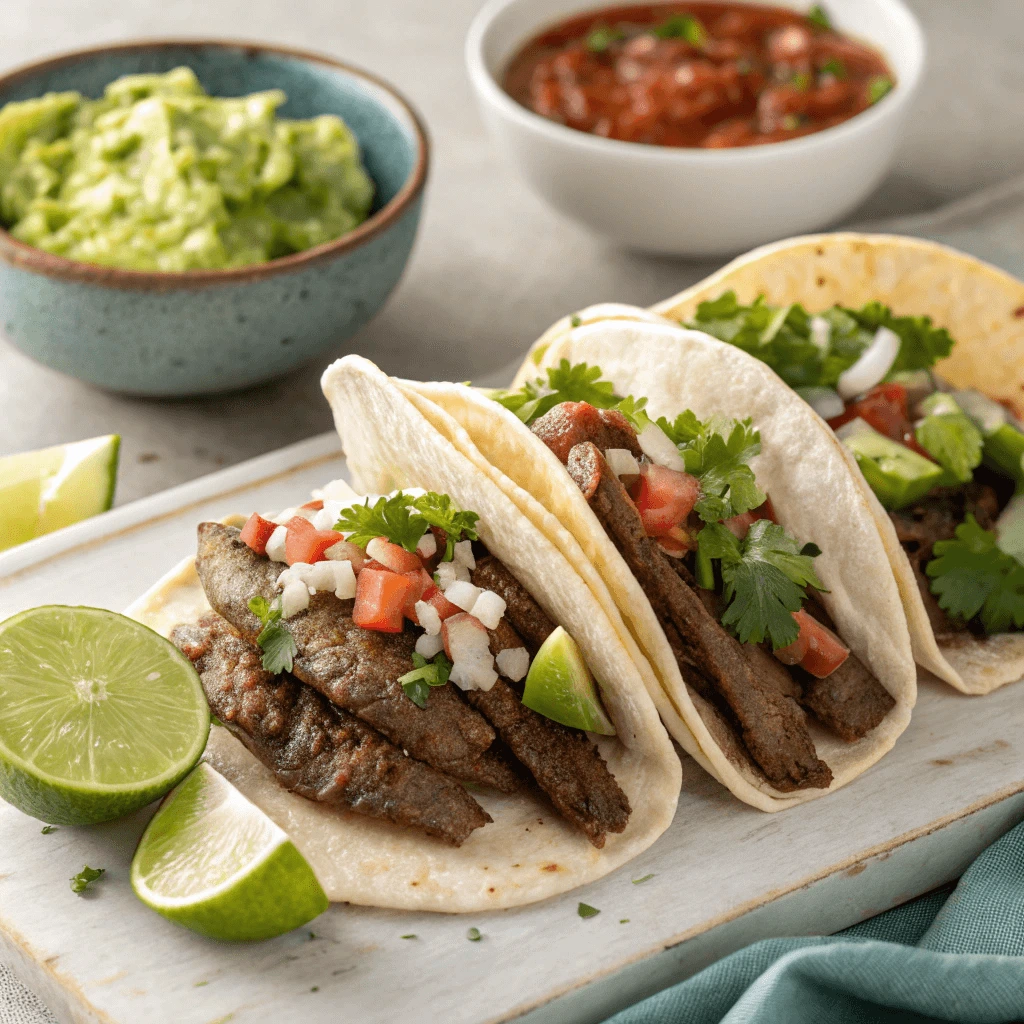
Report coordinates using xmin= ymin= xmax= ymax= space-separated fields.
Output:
xmin=1 ymin=0 xmax=1022 ymax=504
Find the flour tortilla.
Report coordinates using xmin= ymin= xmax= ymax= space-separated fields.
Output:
xmin=648 ymin=233 xmax=1024 ymax=695
xmin=401 ymin=324 xmax=916 ymax=811
xmin=126 ymin=357 xmax=680 ymax=914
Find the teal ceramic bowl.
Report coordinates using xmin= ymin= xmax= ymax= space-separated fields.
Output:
xmin=0 ymin=41 xmax=429 ymax=396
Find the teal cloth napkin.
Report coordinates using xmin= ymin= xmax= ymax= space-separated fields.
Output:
xmin=607 ymin=819 xmax=1024 ymax=1024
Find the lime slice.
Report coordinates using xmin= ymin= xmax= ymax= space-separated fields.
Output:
xmin=132 ymin=763 xmax=328 ymax=941
xmin=0 ymin=606 xmax=209 ymax=825
xmin=522 ymin=626 xmax=616 ymax=735
xmin=0 ymin=435 xmax=120 ymax=552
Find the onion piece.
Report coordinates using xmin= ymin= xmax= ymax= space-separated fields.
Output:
xmin=837 ymin=326 xmax=900 ymax=400
xmin=833 ymin=416 xmax=876 ymax=443
xmin=795 ymin=386 xmax=845 ymax=421
xmin=495 ymin=647 xmax=530 ymax=682
xmin=279 ymin=579 xmax=309 ymax=619
xmin=453 ymin=539 xmax=476 ymax=569
xmin=415 ymin=632 xmax=445 ymax=659
xmin=265 ymin=526 xmax=288 ymax=563
xmin=809 ymin=315 xmax=831 ymax=352
xmin=605 ymin=447 xmax=641 ymax=483
xmin=414 ymin=600 xmax=442 ymax=636
xmin=450 ymin=658 xmax=498 ymax=692
xmin=323 ymin=538 xmax=366 ymax=572
xmin=331 ymin=561 xmax=357 ymax=600
xmin=444 ymin=580 xmax=482 ymax=612
xmin=416 ymin=532 xmax=437 ymax=559
xmin=435 ymin=560 xmax=470 ymax=588
xmin=637 ymin=423 xmax=687 ymax=472
xmin=471 ymin=590 xmax=506 ymax=629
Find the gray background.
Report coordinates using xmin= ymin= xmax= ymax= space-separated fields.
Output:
xmin=0 ymin=0 xmax=1021 ymax=506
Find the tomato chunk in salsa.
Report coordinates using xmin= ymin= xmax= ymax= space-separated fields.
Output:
xmin=503 ymin=2 xmax=895 ymax=148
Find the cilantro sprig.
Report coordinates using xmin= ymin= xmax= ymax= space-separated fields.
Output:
xmin=686 ymin=292 xmax=954 ymax=392
xmin=399 ymin=652 xmax=453 ymax=708
xmin=926 ymin=516 xmax=1024 ymax=634
xmin=334 ymin=492 xmax=479 ymax=561
xmin=491 ymin=360 xmax=621 ymax=426
xmin=248 ymin=596 xmax=298 ymax=674
xmin=696 ymin=520 xmax=824 ymax=649
xmin=653 ymin=14 xmax=706 ymax=46
xmin=70 ymin=865 xmax=105 ymax=895
xmin=915 ymin=395 xmax=984 ymax=486
xmin=807 ymin=4 xmax=832 ymax=30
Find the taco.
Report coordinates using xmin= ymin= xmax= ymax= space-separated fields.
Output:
xmin=642 ymin=234 xmax=1024 ymax=696
xmin=127 ymin=356 xmax=680 ymax=913
xmin=394 ymin=332 xmax=915 ymax=811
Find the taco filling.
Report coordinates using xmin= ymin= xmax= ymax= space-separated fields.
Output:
xmin=175 ymin=490 xmax=631 ymax=849
xmin=684 ymin=293 xmax=1024 ymax=640
xmin=490 ymin=363 xmax=895 ymax=792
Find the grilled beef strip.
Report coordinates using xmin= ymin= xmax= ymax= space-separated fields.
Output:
xmin=195 ymin=522 xmax=521 ymax=793
xmin=173 ymin=614 xmax=491 ymax=845
xmin=531 ymin=402 xmax=643 ymax=465
xmin=467 ymin=560 xmax=632 ymax=847
xmin=560 ymin=439 xmax=832 ymax=791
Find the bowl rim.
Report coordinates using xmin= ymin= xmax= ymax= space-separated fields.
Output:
xmin=0 ymin=38 xmax=430 ymax=291
xmin=465 ymin=0 xmax=925 ymax=165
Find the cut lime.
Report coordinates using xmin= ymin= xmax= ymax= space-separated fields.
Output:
xmin=132 ymin=763 xmax=328 ymax=941
xmin=0 ymin=606 xmax=209 ymax=825
xmin=0 ymin=435 xmax=120 ymax=552
xmin=522 ymin=626 xmax=615 ymax=735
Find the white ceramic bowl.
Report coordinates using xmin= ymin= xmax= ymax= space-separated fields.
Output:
xmin=466 ymin=0 xmax=925 ymax=256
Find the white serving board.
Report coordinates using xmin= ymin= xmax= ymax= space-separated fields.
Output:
xmin=2 ymin=433 xmax=1023 ymax=1024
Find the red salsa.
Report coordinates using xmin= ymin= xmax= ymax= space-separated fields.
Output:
xmin=503 ymin=3 xmax=895 ymax=148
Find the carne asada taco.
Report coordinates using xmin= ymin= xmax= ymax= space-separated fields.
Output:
xmin=126 ymin=357 xmax=680 ymax=913
xmin=395 ymin=329 xmax=916 ymax=811
xmin=647 ymin=234 xmax=1024 ymax=696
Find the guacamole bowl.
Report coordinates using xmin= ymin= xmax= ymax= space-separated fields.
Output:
xmin=0 ymin=41 xmax=428 ymax=396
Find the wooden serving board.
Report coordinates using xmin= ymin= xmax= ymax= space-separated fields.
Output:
xmin=2 ymin=433 xmax=1023 ymax=1024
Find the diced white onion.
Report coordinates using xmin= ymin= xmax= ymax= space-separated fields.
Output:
xmin=796 ymin=386 xmax=845 ymax=421
xmin=453 ymin=539 xmax=476 ymax=569
xmin=279 ymin=579 xmax=309 ymax=618
xmin=265 ymin=526 xmax=288 ymax=563
xmin=445 ymin=580 xmax=482 ymax=612
xmin=272 ymin=507 xmax=298 ymax=525
xmin=443 ymin=614 xmax=491 ymax=658
xmin=365 ymin=537 xmax=390 ymax=564
xmin=450 ymin=658 xmax=499 ymax=692
xmin=416 ymin=532 xmax=438 ymax=559
xmin=495 ymin=647 xmax=530 ymax=682
xmin=952 ymin=389 xmax=1007 ymax=435
xmin=331 ymin=560 xmax=357 ymax=600
xmin=637 ymin=423 xmax=687 ymax=472
xmin=435 ymin=561 xmax=468 ymax=589
xmin=809 ymin=315 xmax=831 ymax=352
xmin=311 ymin=501 xmax=343 ymax=531
xmin=834 ymin=416 xmax=876 ymax=443
xmin=312 ymin=478 xmax=361 ymax=504
xmin=414 ymin=600 xmax=442 ymax=636
xmin=415 ymin=632 xmax=445 ymax=659
xmin=471 ymin=589 xmax=506 ymax=630
xmin=605 ymin=447 xmax=641 ymax=481
xmin=837 ymin=327 xmax=900 ymax=400
xmin=324 ymin=539 xmax=366 ymax=572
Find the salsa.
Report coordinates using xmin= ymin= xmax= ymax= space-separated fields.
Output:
xmin=503 ymin=3 xmax=895 ymax=148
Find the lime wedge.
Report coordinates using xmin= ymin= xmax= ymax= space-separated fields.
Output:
xmin=0 ymin=606 xmax=209 ymax=825
xmin=522 ymin=626 xmax=616 ymax=735
xmin=132 ymin=763 xmax=328 ymax=941
xmin=0 ymin=435 xmax=120 ymax=552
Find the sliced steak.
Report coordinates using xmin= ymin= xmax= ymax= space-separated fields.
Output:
xmin=565 ymin=441 xmax=831 ymax=792
xmin=195 ymin=522 xmax=520 ymax=792
xmin=532 ymin=402 xmax=643 ymax=465
xmin=471 ymin=555 xmax=556 ymax=653
xmin=173 ymin=614 xmax=490 ymax=846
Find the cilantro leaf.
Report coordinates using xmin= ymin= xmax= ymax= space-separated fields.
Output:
xmin=820 ymin=57 xmax=846 ymax=79
xmin=399 ymin=652 xmax=453 ymax=708
xmin=585 ymin=25 xmax=624 ymax=52
xmin=632 ymin=873 xmax=655 ymax=884
xmin=914 ymin=397 xmax=983 ymax=485
xmin=409 ymin=494 xmax=479 ymax=561
xmin=70 ymin=865 xmax=104 ymax=895
xmin=807 ymin=4 xmax=832 ymax=30
xmin=613 ymin=393 xmax=653 ymax=433
xmin=466 ymin=927 xmax=482 ymax=941
xmin=867 ymin=76 xmax=894 ymax=104
xmin=41 ymin=825 xmax=58 ymax=834
xmin=653 ymin=14 xmax=706 ymax=46
xmin=577 ymin=902 xmax=600 ymax=919
xmin=248 ymin=595 xmax=297 ymax=674
xmin=490 ymin=360 xmax=619 ymax=426
xmin=927 ymin=516 xmax=1024 ymax=633
xmin=334 ymin=492 xmax=427 ymax=552
xmin=698 ymin=520 xmax=824 ymax=648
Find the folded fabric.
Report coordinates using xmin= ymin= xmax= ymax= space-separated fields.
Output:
xmin=606 ymin=819 xmax=1024 ymax=1024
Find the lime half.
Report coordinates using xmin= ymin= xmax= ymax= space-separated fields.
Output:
xmin=132 ymin=763 xmax=328 ymax=941
xmin=0 ymin=435 xmax=120 ymax=552
xmin=0 ymin=606 xmax=209 ymax=825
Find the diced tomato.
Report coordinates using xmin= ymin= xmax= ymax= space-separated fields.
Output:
xmin=723 ymin=498 xmax=778 ymax=539
xmin=352 ymin=568 xmax=414 ymax=633
xmin=284 ymin=516 xmax=344 ymax=565
xmin=774 ymin=609 xmax=850 ymax=678
xmin=239 ymin=513 xmax=277 ymax=555
xmin=300 ymin=499 xmax=325 ymax=512
xmin=365 ymin=536 xmax=424 ymax=574
xmin=634 ymin=463 xmax=701 ymax=537
xmin=424 ymin=584 xmax=462 ymax=622
xmin=828 ymin=383 xmax=909 ymax=442
xmin=401 ymin=569 xmax=435 ymax=622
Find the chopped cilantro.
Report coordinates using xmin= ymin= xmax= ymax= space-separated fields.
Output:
xmin=578 ymin=902 xmax=600 ymax=919
xmin=807 ymin=4 xmax=832 ymax=29
xmin=614 ymin=393 xmax=653 ymax=433
xmin=248 ymin=596 xmax=297 ymax=674
xmin=466 ymin=927 xmax=482 ymax=941
xmin=791 ymin=71 xmax=812 ymax=91
xmin=41 ymin=825 xmax=58 ymax=834
xmin=585 ymin=25 xmax=624 ymax=53
xmin=570 ymin=314 xmax=583 ymax=327
xmin=686 ymin=292 xmax=954 ymax=391
xmin=620 ymin=918 xmax=630 ymax=924
xmin=194 ymin=981 xmax=209 ymax=987
xmin=867 ymin=76 xmax=894 ymax=104
xmin=697 ymin=520 xmax=824 ymax=649
xmin=399 ymin=652 xmax=453 ymax=708
xmin=311 ymin=986 xmax=320 ymax=993
xmin=915 ymin=395 xmax=984 ymax=485
xmin=819 ymin=57 xmax=846 ymax=79
xmin=653 ymin=14 xmax=706 ymax=47
xmin=491 ymin=359 xmax=620 ymax=426
xmin=70 ymin=865 xmax=105 ymax=895
xmin=410 ymin=493 xmax=480 ymax=561
xmin=400 ymin=934 xmax=417 ymax=939
xmin=927 ymin=516 xmax=1024 ymax=634
xmin=632 ymin=874 xmax=655 ymax=884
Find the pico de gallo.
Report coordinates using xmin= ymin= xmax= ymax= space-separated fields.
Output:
xmin=686 ymin=293 xmax=1024 ymax=636
xmin=502 ymin=2 xmax=895 ymax=148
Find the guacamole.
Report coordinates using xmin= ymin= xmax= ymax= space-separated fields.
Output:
xmin=0 ymin=67 xmax=375 ymax=271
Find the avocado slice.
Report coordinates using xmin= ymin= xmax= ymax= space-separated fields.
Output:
xmin=522 ymin=627 xmax=615 ymax=735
